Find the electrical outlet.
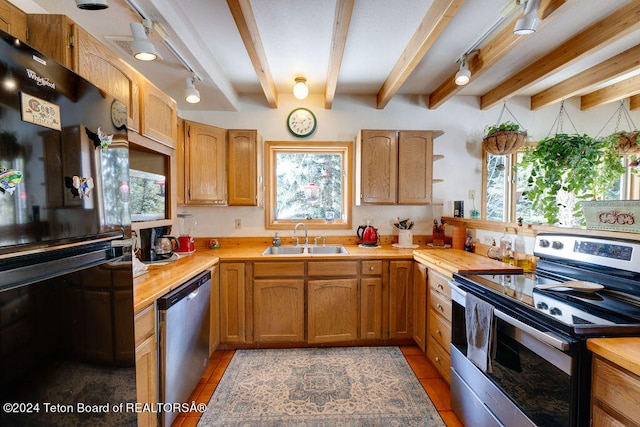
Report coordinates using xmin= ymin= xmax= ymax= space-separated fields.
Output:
xmin=482 ymin=236 xmax=494 ymax=245
xmin=234 ymin=218 xmax=241 ymax=229
xmin=469 ymin=189 xmax=476 ymax=200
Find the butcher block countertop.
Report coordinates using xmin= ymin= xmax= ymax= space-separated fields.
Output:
xmin=413 ymin=248 xmax=523 ymax=276
xmin=587 ymin=337 xmax=640 ymax=377
xmin=133 ymin=251 xmax=218 ymax=313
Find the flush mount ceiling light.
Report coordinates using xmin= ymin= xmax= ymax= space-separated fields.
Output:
xmin=185 ymin=74 xmax=201 ymax=104
xmin=514 ymin=0 xmax=541 ymax=35
xmin=75 ymin=0 xmax=108 ymax=10
xmin=455 ymin=57 xmax=471 ymax=86
xmin=293 ymin=77 xmax=309 ymax=100
xmin=130 ymin=19 xmax=158 ymax=61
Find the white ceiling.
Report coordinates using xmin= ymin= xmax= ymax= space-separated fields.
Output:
xmin=9 ymin=0 xmax=640 ymax=112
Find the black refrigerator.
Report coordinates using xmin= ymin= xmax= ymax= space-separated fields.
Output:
xmin=0 ymin=28 xmax=137 ymax=426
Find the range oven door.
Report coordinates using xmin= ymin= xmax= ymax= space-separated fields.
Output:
xmin=449 ymin=281 xmax=590 ymax=427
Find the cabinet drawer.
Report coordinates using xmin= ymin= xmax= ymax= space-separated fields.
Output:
xmin=428 ymin=269 xmax=451 ymax=298
xmin=592 ymin=356 xmax=640 ymax=423
xmin=429 ymin=288 xmax=452 ymax=321
xmin=253 ymin=262 xmax=305 ymax=277
xmin=361 ymin=260 xmax=382 ymax=275
xmin=427 ymin=337 xmax=450 ymax=383
xmin=428 ymin=309 xmax=451 ymax=351
xmin=134 ymin=304 xmax=155 ymax=346
xmin=308 ymin=261 xmax=358 ymax=277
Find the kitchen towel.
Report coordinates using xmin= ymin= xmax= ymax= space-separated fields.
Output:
xmin=465 ymin=292 xmax=496 ymax=373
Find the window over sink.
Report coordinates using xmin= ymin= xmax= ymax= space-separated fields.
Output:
xmin=265 ymin=141 xmax=352 ymax=229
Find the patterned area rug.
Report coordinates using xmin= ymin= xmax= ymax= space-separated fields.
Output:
xmin=199 ymin=346 xmax=445 ymax=426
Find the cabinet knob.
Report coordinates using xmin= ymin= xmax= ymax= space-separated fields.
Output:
xmin=437 ymin=283 xmax=444 ymax=290
xmin=369 ymin=266 xmax=374 ymax=271
xmin=435 ymin=356 xmax=440 ymax=363
xmin=436 ymin=303 xmax=443 ymax=310
xmin=436 ymin=329 xmax=441 ymax=335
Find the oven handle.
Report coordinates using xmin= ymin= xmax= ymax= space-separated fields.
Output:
xmin=449 ymin=280 xmax=570 ymax=351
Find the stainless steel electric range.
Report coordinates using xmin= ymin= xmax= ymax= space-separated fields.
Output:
xmin=449 ymin=233 xmax=640 ymax=427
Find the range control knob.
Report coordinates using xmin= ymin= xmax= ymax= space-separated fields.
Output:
xmin=552 ymin=241 xmax=564 ymax=250
xmin=539 ymin=239 xmax=550 ymax=248
xmin=550 ymin=307 xmax=562 ymax=316
xmin=536 ymin=301 xmax=549 ymax=310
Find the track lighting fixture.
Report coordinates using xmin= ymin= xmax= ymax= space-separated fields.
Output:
xmin=75 ymin=0 xmax=108 ymax=10
xmin=513 ymin=0 xmax=541 ymax=35
xmin=130 ymin=20 xmax=158 ymax=61
xmin=455 ymin=57 xmax=471 ymax=86
xmin=185 ymin=74 xmax=201 ymax=104
xmin=293 ymin=77 xmax=309 ymax=100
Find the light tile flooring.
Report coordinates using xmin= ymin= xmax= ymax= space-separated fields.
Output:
xmin=173 ymin=345 xmax=463 ymax=427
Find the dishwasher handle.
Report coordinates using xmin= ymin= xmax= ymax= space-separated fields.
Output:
xmin=157 ymin=270 xmax=211 ymax=311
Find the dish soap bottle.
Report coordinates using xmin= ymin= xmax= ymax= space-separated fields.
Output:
xmin=499 ymin=227 xmax=513 ymax=265
xmin=514 ymin=217 xmax=527 ymax=269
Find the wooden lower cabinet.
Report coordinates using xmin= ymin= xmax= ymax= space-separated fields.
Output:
xmin=591 ymin=356 xmax=640 ymax=426
xmin=209 ymin=265 xmax=220 ymax=355
xmin=427 ymin=268 xmax=453 ymax=382
xmin=254 ymin=279 xmax=305 ymax=342
xmin=308 ymin=279 xmax=359 ymax=343
xmin=389 ymin=260 xmax=413 ymax=339
xmin=135 ymin=305 xmax=157 ymax=427
xmin=360 ymin=277 xmax=383 ymax=340
xmin=220 ymin=263 xmax=247 ymax=343
xmin=413 ymin=262 xmax=428 ymax=353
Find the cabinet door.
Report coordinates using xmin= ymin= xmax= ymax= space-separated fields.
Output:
xmin=220 ymin=263 xmax=246 ymax=343
xmin=228 ymin=130 xmax=263 ymax=206
xmin=184 ymin=121 xmax=227 ymax=205
xmin=389 ymin=260 xmax=413 ymax=339
xmin=308 ymin=279 xmax=358 ymax=343
xmin=357 ymin=130 xmax=397 ymax=204
xmin=398 ymin=131 xmax=433 ymax=204
xmin=254 ymin=279 xmax=304 ymax=342
xmin=0 ymin=0 xmax=26 ymax=41
xmin=76 ymin=28 xmax=140 ymax=132
xmin=140 ymin=78 xmax=177 ymax=148
xmin=209 ymin=265 xmax=220 ymax=355
xmin=413 ymin=262 xmax=428 ymax=352
xmin=360 ymin=277 xmax=383 ymax=340
xmin=26 ymin=14 xmax=77 ymax=69
xmin=135 ymin=335 xmax=158 ymax=427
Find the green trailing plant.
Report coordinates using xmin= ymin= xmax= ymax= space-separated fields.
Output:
xmin=519 ymin=133 xmax=626 ymax=225
xmin=484 ymin=121 xmax=523 ymax=137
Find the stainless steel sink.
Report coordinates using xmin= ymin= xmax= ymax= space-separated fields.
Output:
xmin=261 ymin=245 xmax=348 ymax=255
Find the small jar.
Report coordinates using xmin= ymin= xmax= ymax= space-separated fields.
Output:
xmin=272 ymin=232 xmax=282 ymax=247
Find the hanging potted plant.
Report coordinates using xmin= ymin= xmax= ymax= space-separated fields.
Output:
xmin=482 ymin=103 xmax=528 ymax=155
xmin=519 ymin=133 xmax=626 ymax=225
xmin=613 ymin=130 xmax=640 ymax=155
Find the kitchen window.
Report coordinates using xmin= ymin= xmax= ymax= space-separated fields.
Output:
xmin=482 ymin=149 xmax=638 ymax=224
xmin=265 ymin=141 xmax=352 ymax=230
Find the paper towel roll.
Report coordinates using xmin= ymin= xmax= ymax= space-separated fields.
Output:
xmin=452 ymin=226 xmax=466 ymax=250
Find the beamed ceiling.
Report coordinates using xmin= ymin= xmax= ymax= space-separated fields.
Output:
xmin=10 ymin=0 xmax=640 ymax=112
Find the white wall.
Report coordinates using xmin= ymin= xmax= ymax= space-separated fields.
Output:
xmin=178 ymin=93 xmax=631 ymax=239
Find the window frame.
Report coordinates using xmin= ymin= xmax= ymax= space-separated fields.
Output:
xmin=264 ymin=140 xmax=353 ymax=230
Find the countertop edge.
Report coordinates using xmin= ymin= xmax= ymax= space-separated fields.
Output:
xmin=587 ymin=337 xmax=640 ymax=377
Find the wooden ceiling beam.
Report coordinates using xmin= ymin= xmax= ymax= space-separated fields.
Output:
xmin=376 ymin=0 xmax=465 ymax=110
xmin=630 ymin=94 xmax=640 ymax=111
xmin=227 ymin=0 xmax=278 ymax=108
xmin=480 ymin=0 xmax=640 ymax=110
xmin=531 ymin=44 xmax=640 ymax=111
xmin=580 ymin=75 xmax=640 ymax=111
xmin=324 ymin=0 xmax=354 ymax=109
xmin=429 ymin=0 xmax=569 ymax=110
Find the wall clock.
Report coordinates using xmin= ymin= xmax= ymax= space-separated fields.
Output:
xmin=110 ymin=99 xmax=127 ymax=130
xmin=287 ymin=108 xmax=316 ymax=137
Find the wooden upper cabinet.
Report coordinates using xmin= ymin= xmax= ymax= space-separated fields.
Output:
xmin=356 ymin=129 xmax=441 ymax=205
xmin=183 ymin=120 xmax=227 ymax=205
xmin=0 ymin=0 xmax=26 ymax=41
xmin=398 ymin=131 xmax=434 ymax=204
xmin=227 ymin=129 xmax=263 ymax=207
xmin=357 ymin=130 xmax=398 ymax=204
xmin=75 ymin=28 xmax=140 ymax=133
xmin=26 ymin=14 xmax=78 ymax=70
xmin=140 ymin=78 xmax=177 ymax=148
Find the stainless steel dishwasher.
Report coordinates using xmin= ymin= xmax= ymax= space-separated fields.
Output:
xmin=157 ymin=270 xmax=211 ymax=427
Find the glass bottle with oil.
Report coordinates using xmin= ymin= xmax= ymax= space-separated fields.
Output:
xmin=513 ymin=217 xmax=528 ymax=269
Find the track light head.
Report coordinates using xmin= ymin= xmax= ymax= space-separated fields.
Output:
xmin=455 ymin=59 xmax=471 ymax=86
xmin=130 ymin=21 xmax=158 ymax=61
xmin=514 ymin=0 xmax=541 ymax=35
xmin=75 ymin=0 xmax=108 ymax=10
xmin=293 ymin=77 xmax=308 ymax=100
xmin=185 ymin=76 xmax=201 ymax=104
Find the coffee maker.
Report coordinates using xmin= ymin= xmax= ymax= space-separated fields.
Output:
xmin=139 ymin=226 xmax=168 ymax=261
